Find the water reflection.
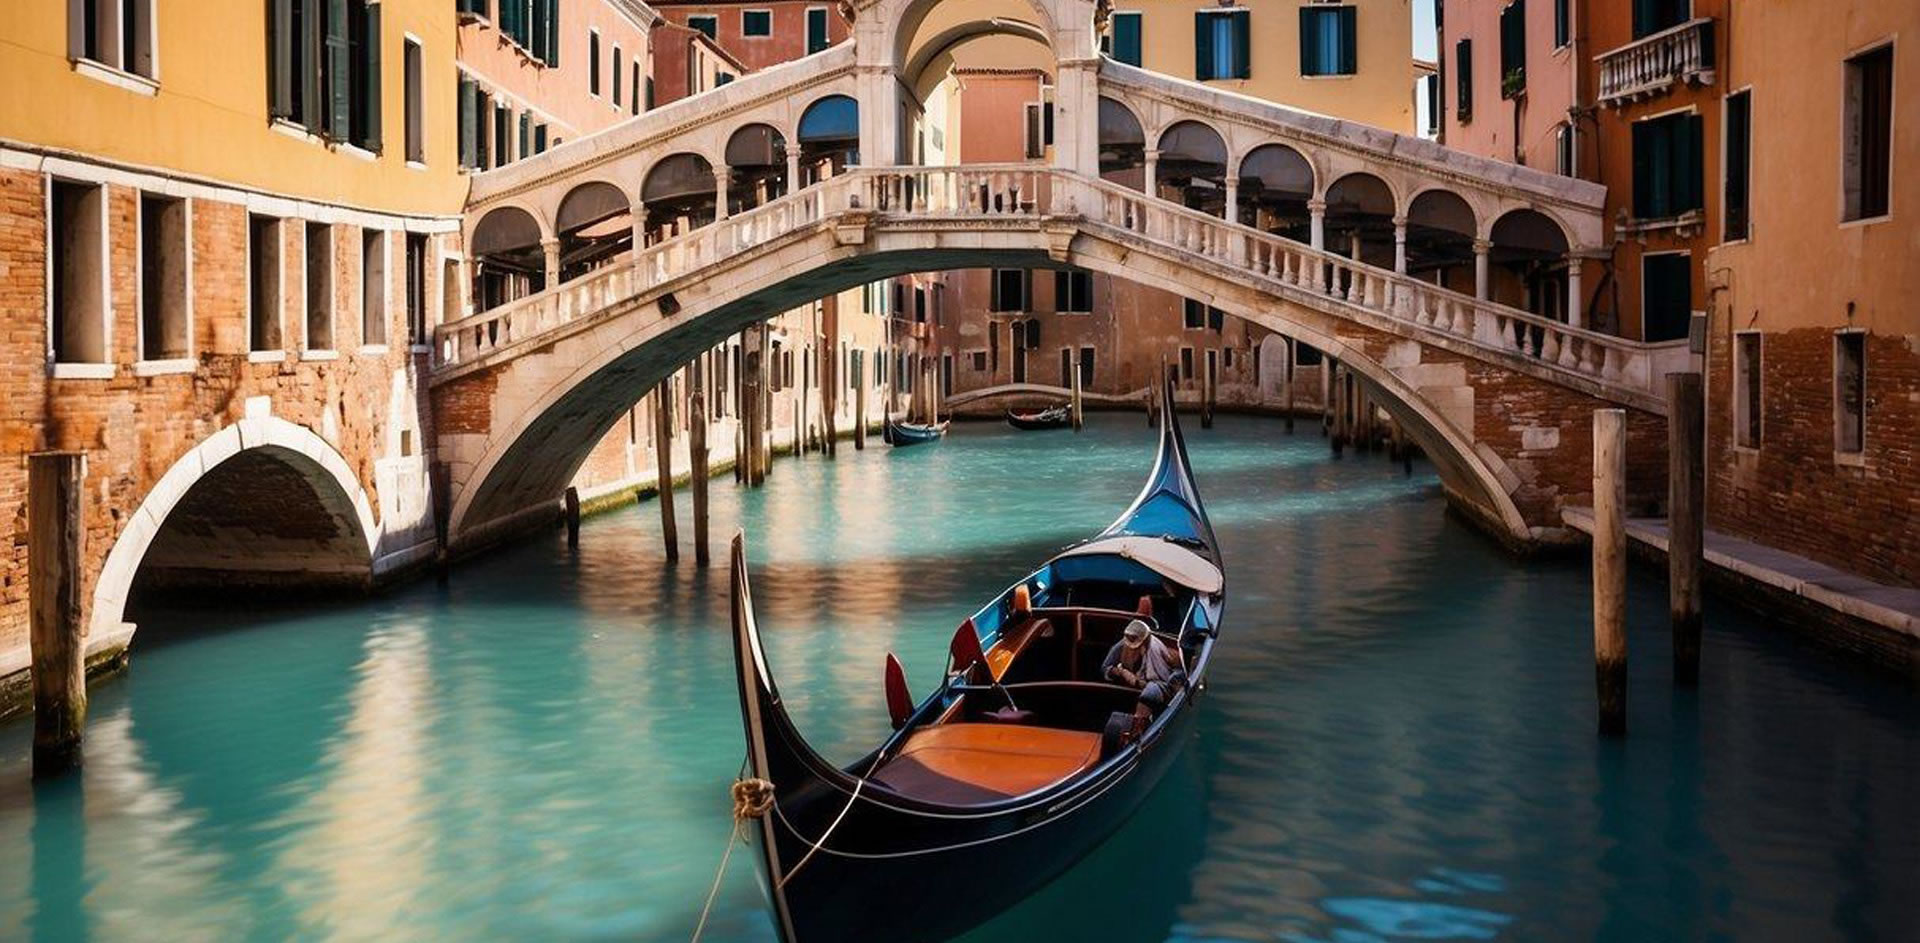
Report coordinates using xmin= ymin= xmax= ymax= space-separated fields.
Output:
xmin=0 ymin=415 xmax=1914 ymax=941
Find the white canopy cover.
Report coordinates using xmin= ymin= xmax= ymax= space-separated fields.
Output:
xmin=1050 ymin=536 xmax=1223 ymax=595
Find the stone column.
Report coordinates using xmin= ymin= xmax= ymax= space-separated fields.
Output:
xmin=1567 ymin=255 xmax=1586 ymax=329
xmin=786 ymin=149 xmax=802 ymax=192
xmin=714 ymin=167 xmax=731 ymax=221
xmin=1473 ymin=239 xmax=1492 ymax=301
xmin=1224 ymin=179 xmax=1240 ymax=224
xmin=1308 ymin=199 xmax=1327 ymax=251
xmin=1393 ymin=216 xmax=1409 ymax=274
xmin=1144 ymin=148 xmax=1160 ymax=199
xmin=541 ymin=238 xmax=561 ymax=288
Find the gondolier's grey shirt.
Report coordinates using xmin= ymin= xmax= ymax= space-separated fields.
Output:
xmin=1102 ymin=636 xmax=1179 ymax=686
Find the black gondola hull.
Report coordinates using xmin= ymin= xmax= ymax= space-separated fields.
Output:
xmin=1006 ymin=408 xmax=1071 ymax=431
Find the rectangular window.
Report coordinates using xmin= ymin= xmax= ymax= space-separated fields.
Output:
xmin=1724 ymin=90 xmax=1750 ymax=239
xmin=269 ymin=0 xmax=379 ymax=148
xmin=971 ymin=350 xmax=987 ymax=371
xmin=1208 ymin=306 xmax=1225 ymax=331
xmin=1553 ymin=0 xmax=1569 ymax=47
xmin=1424 ymin=73 xmax=1441 ymax=135
xmin=1180 ymin=346 xmax=1194 ymax=381
xmin=1455 ymin=38 xmax=1473 ymax=122
xmin=613 ymin=47 xmax=623 ymax=106
xmin=519 ymin=112 xmax=531 ymax=160
xmin=1024 ymin=103 xmax=1045 ymax=159
xmin=743 ymin=10 xmax=772 ymax=36
xmin=1112 ymin=11 xmax=1142 ymax=66
xmin=991 ymin=269 xmax=1030 ymax=312
xmin=914 ymin=287 xmax=927 ymax=323
xmin=361 ymin=229 xmax=387 ymax=347
xmin=1557 ymin=123 xmax=1575 ymax=176
xmin=631 ymin=62 xmax=642 ymax=115
xmin=493 ymin=102 xmax=511 ymax=168
xmin=1080 ymin=346 xmax=1095 ymax=387
xmin=404 ymin=39 xmax=423 ymax=163
xmin=1195 ymin=9 xmax=1250 ymax=81
xmin=1299 ymin=5 xmax=1356 ymax=77
xmin=806 ymin=8 xmax=830 ymax=54
xmin=1835 ymin=332 xmax=1865 ymax=454
xmin=1843 ymin=45 xmax=1893 ymax=221
xmin=404 ymin=232 xmax=428 ymax=346
xmin=988 ymin=326 xmax=1000 ymax=372
xmin=458 ymin=76 xmax=477 ymax=168
xmin=688 ymin=15 xmax=717 ymax=40
xmin=1641 ymin=253 xmax=1691 ymax=343
xmin=534 ymin=123 xmax=548 ymax=153
xmin=589 ymin=30 xmax=600 ymax=95
xmin=50 ymin=179 xmax=108 ymax=365
xmin=305 ymin=222 xmax=334 ymax=351
xmin=1631 ymin=111 xmax=1704 ymax=219
xmin=1055 ymin=270 xmax=1093 ymax=312
xmin=249 ymin=214 xmax=282 ymax=352
xmin=1499 ymin=0 xmax=1526 ymax=97
xmin=69 ymin=0 xmax=156 ymax=78
xmin=1632 ymin=0 xmax=1689 ymax=40
xmin=1183 ymin=298 xmax=1206 ymax=330
xmin=1734 ymin=331 xmax=1761 ymax=448
xmin=139 ymin=193 xmax=189 ymax=361
xmin=1060 ymin=347 xmax=1073 ymax=387
xmin=943 ymin=354 xmax=953 ymax=397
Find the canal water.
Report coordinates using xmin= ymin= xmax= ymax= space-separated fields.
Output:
xmin=1 ymin=414 xmax=1916 ymax=941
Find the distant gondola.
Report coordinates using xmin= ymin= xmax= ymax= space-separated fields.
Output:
xmin=728 ymin=378 xmax=1223 ymax=943
xmin=1006 ymin=405 xmax=1071 ymax=431
xmin=882 ymin=420 xmax=948 ymax=446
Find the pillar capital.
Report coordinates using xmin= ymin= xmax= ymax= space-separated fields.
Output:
xmin=1144 ymin=148 xmax=1163 ymax=161
xmin=1307 ymin=199 xmax=1327 ymax=214
xmin=1391 ymin=215 xmax=1408 ymax=228
xmin=1472 ymin=238 xmax=1493 ymax=254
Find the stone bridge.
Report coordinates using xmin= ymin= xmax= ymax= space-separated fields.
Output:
xmin=430 ymin=0 xmax=1689 ymax=553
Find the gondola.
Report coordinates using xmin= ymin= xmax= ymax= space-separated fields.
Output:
xmin=1006 ymin=405 xmax=1071 ymax=431
xmin=882 ymin=419 xmax=949 ymax=446
xmin=728 ymin=378 xmax=1222 ymax=943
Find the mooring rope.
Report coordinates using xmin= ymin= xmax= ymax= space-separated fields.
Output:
xmin=776 ymin=748 xmax=888 ymax=890
xmin=689 ymin=775 xmax=776 ymax=943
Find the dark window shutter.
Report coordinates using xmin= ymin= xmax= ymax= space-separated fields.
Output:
xmin=1026 ymin=318 xmax=1041 ymax=350
xmin=1682 ymin=113 xmax=1705 ymax=212
xmin=361 ymin=2 xmax=381 ymax=152
xmin=324 ymin=0 xmax=351 ymax=137
xmin=545 ymin=0 xmax=560 ymax=65
xmin=1234 ymin=11 xmax=1251 ymax=79
xmin=1298 ymin=8 xmax=1314 ymax=75
xmin=301 ymin=0 xmax=323 ymax=126
xmin=269 ymin=0 xmax=294 ymax=118
xmin=1195 ymin=12 xmax=1214 ymax=80
xmin=1339 ymin=7 xmax=1357 ymax=75
xmin=458 ymin=77 xmax=476 ymax=167
xmin=1631 ymin=120 xmax=1652 ymax=217
xmin=1455 ymin=39 xmax=1473 ymax=121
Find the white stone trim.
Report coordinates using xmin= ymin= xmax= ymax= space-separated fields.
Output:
xmin=88 ymin=415 xmax=383 ymax=639
xmin=72 ymin=58 xmax=158 ymax=96
xmin=133 ymin=358 xmax=195 ymax=376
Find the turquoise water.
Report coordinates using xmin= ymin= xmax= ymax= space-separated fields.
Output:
xmin=2 ymin=414 xmax=1916 ymax=941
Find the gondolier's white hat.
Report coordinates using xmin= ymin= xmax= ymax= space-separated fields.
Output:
xmin=1122 ymin=620 xmax=1150 ymax=648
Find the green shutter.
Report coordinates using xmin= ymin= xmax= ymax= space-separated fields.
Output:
xmin=1194 ymin=12 xmax=1213 ymax=79
xmin=1683 ymin=113 xmax=1705 ymax=213
xmin=301 ymin=0 xmax=323 ymax=125
xmin=1339 ymin=7 xmax=1357 ymax=75
xmin=1234 ymin=11 xmax=1251 ymax=79
xmin=325 ymin=0 xmax=351 ymax=137
xmin=361 ymin=1 xmax=381 ymax=152
xmin=1114 ymin=13 xmax=1141 ymax=66
xmin=1631 ymin=120 xmax=1653 ymax=217
xmin=807 ymin=8 xmax=828 ymax=54
xmin=269 ymin=0 xmax=294 ymax=118
xmin=1298 ymin=8 xmax=1314 ymax=75
xmin=458 ymin=77 xmax=475 ymax=167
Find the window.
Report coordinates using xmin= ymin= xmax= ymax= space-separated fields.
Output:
xmin=458 ymin=77 xmax=477 ymax=168
xmin=1834 ymin=332 xmax=1866 ymax=455
xmin=1631 ymin=111 xmax=1704 ymax=219
xmin=1080 ymin=346 xmax=1095 ymax=387
xmin=613 ymin=47 xmax=623 ymax=106
xmin=70 ymin=0 xmax=157 ymax=79
xmin=1183 ymin=298 xmax=1206 ymax=330
xmin=1055 ymin=270 xmax=1093 ymax=312
xmin=49 ymin=179 xmax=108 ymax=365
xmin=1641 ymin=253 xmax=1691 ymax=343
xmin=1499 ymin=0 xmax=1526 ymax=97
xmin=1632 ymin=0 xmax=1689 ymax=40
xmin=1180 ymin=346 xmax=1195 ymax=381
xmin=632 ymin=62 xmax=642 ymax=115
xmin=1112 ymin=12 xmax=1142 ymax=66
xmin=493 ymin=102 xmax=511 ymax=168
xmin=515 ymin=112 xmax=528 ymax=160
xmin=943 ymin=354 xmax=953 ymax=397
xmin=1060 ymin=348 xmax=1073 ymax=387
xmin=534 ymin=122 xmax=548 ymax=153
xmin=249 ymin=215 xmax=282 ymax=352
xmin=1209 ymin=306 xmax=1225 ymax=331
xmin=971 ymin=350 xmax=988 ymax=371
xmin=988 ymin=328 xmax=1000 ymax=371
xmin=1299 ymin=5 xmax=1356 ymax=77
xmin=139 ymin=193 xmax=189 ymax=361
xmin=744 ymin=10 xmax=771 ymax=36
xmin=267 ymin=0 xmax=383 ymax=152
xmin=403 ymin=40 xmax=423 ymax=163
xmin=991 ymin=269 xmax=1030 ymax=312
xmin=806 ymin=8 xmax=830 ymax=54
xmin=914 ymin=287 xmax=927 ymax=323
xmin=892 ymin=282 xmax=906 ymax=318
xmin=1553 ymin=0 xmax=1569 ymax=47
xmin=588 ymin=30 xmax=600 ymax=95
xmin=1454 ymin=39 xmax=1473 ymax=122
xmin=1734 ymin=331 xmax=1761 ymax=448
xmin=1424 ymin=73 xmax=1441 ymax=135
xmin=1195 ymin=9 xmax=1250 ymax=81
xmin=1843 ymin=45 xmax=1893 ymax=221
xmin=1295 ymin=342 xmax=1323 ymax=366
xmin=688 ymin=15 xmax=717 ymax=40
xmin=1024 ymin=103 xmax=1046 ymax=159
xmin=1724 ymin=90 xmax=1750 ymax=239
xmin=1556 ymin=123 xmax=1574 ymax=176
xmin=305 ymin=222 xmax=334 ymax=351
xmin=404 ymin=232 xmax=428 ymax=346
xmin=528 ymin=0 xmax=561 ymax=64
xmin=361 ymin=229 xmax=387 ymax=347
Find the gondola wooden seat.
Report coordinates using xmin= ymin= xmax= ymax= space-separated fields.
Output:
xmin=872 ymin=723 xmax=1103 ymax=805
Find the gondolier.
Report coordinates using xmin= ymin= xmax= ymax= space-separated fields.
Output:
xmin=1102 ymin=620 xmax=1182 ymax=690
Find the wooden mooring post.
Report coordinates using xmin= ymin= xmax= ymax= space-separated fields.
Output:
xmin=654 ymin=384 xmax=680 ymax=562
xmin=1330 ymin=365 xmax=1347 ymax=458
xmin=29 ymin=452 xmax=86 ymax=779
xmin=563 ymin=486 xmax=581 ymax=549
xmin=1283 ymin=338 xmax=1296 ymax=434
xmin=1668 ymin=372 xmax=1704 ymax=686
xmin=690 ymin=389 xmax=711 ymax=567
xmin=1070 ymin=349 xmax=1084 ymax=431
xmin=853 ymin=354 xmax=868 ymax=450
xmin=1593 ymin=408 xmax=1628 ymax=736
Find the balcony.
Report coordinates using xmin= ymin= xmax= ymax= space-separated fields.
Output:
xmin=1597 ymin=18 xmax=1716 ymax=107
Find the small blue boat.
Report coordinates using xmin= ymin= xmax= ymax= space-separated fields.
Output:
xmin=881 ymin=419 xmax=948 ymax=446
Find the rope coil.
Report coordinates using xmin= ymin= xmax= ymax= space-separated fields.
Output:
xmin=732 ymin=777 xmax=776 ymax=820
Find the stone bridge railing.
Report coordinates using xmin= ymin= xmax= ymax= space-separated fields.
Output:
xmin=435 ymin=165 xmax=1687 ymax=407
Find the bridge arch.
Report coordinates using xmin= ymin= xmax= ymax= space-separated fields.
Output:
xmin=471 ymin=205 xmax=549 ymax=311
xmin=797 ymin=94 xmax=861 ymax=183
xmin=90 ymin=416 xmax=379 ymax=638
xmin=726 ymin=123 xmax=790 ymax=214
xmin=641 ymin=153 xmax=718 ymax=242
xmin=1097 ymin=96 xmax=1146 ymax=186
xmin=1235 ymin=143 xmax=1315 ymax=236
xmin=1154 ymin=120 xmax=1229 ymax=215
xmin=554 ymin=180 xmax=634 ymax=283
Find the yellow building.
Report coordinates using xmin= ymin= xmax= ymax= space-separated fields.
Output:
xmin=1105 ymin=0 xmax=1416 ymax=132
